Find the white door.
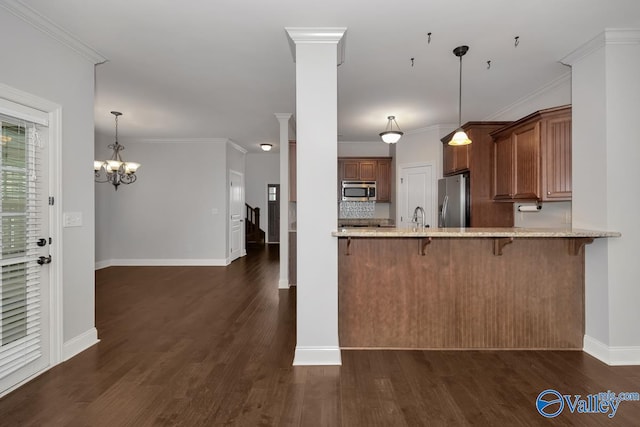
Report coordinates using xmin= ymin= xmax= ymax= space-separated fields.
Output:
xmin=398 ymin=163 xmax=436 ymax=228
xmin=0 ymin=110 xmax=51 ymax=395
xmin=229 ymin=170 xmax=244 ymax=262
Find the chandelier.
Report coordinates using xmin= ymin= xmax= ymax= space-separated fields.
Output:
xmin=94 ymin=111 xmax=140 ymax=190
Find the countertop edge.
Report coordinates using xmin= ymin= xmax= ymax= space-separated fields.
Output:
xmin=330 ymin=227 xmax=622 ymax=238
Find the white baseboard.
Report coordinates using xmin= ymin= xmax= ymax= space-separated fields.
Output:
xmin=293 ymin=346 xmax=342 ymax=366
xmin=584 ymin=335 xmax=640 ymax=366
xmin=95 ymin=260 xmax=112 ymax=270
xmin=63 ymin=327 xmax=100 ymax=361
xmin=278 ymin=279 xmax=290 ymax=289
xmin=96 ymin=258 xmax=230 ymax=269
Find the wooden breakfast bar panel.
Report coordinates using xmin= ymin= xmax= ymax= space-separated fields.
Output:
xmin=338 ymin=237 xmax=587 ymax=349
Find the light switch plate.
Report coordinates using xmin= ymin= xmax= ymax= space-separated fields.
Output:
xmin=63 ymin=212 xmax=83 ymax=227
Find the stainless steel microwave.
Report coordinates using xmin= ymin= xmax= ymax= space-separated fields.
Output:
xmin=341 ymin=181 xmax=377 ymax=202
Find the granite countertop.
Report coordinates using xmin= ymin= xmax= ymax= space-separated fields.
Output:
xmin=338 ymin=218 xmax=394 ymax=227
xmin=331 ymin=227 xmax=621 ymax=238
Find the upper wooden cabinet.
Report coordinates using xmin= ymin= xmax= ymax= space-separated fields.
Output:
xmin=338 ymin=157 xmax=392 ymax=202
xmin=341 ymin=159 xmax=377 ymax=181
xmin=375 ymin=159 xmax=391 ymax=202
xmin=443 ymin=143 xmax=470 ymax=175
xmin=491 ymin=105 xmax=572 ymax=202
xmin=441 ymin=123 xmax=514 ymax=227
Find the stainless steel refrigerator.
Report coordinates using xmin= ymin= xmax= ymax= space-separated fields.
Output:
xmin=438 ymin=174 xmax=470 ymax=227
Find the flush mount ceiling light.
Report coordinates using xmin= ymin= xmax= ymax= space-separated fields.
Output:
xmin=94 ymin=111 xmax=141 ymax=190
xmin=260 ymin=143 xmax=273 ymax=151
xmin=449 ymin=45 xmax=472 ymax=146
xmin=379 ymin=115 xmax=403 ymax=144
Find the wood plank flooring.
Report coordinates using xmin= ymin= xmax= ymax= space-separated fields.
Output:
xmin=1 ymin=244 xmax=640 ymax=426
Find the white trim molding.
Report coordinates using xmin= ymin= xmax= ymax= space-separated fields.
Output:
xmin=483 ymin=72 xmax=571 ymax=121
xmin=95 ymin=259 xmax=231 ymax=269
xmin=584 ymin=335 xmax=640 ymax=366
xmin=285 ymin=27 xmax=347 ymax=66
xmin=562 ymin=29 xmax=640 ymax=66
xmin=293 ymin=346 xmax=342 ymax=366
xmin=0 ymin=0 xmax=107 ymax=64
xmin=278 ymin=279 xmax=290 ymax=289
xmin=63 ymin=328 xmax=99 ymax=361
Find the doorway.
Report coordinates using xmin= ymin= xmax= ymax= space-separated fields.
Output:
xmin=229 ymin=170 xmax=245 ymax=262
xmin=267 ymin=184 xmax=280 ymax=243
xmin=397 ymin=163 xmax=436 ymax=228
xmin=0 ymin=100 xmax=56 ymax=396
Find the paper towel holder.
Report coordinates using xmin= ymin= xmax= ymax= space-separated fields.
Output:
xmin=518 ymin=203 xmax=542 ymax=212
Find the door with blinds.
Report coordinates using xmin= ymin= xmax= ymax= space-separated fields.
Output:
xmin=0 ymin=110 xmax=50 ymax=395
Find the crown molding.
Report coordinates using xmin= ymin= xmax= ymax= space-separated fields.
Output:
xmin=228 ymin=140 xmax=248 ymax=154
xmin=561 ymin=28 xmax=640 ymax=66
xmin=128 ymin=137 xmax=230 ymax=144
xmin=0 ymin=0 xmax=107 ymax=64
xmin=285 ymin=27 xmax=347 ymax=66
xmin=406 ymin=124 xmax=457 ymax=137
xmin=483 ymin=72 xmax=571 ymax=121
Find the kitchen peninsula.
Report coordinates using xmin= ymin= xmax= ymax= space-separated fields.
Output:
xmin=333 ymin=227 xmax=620 ymax=350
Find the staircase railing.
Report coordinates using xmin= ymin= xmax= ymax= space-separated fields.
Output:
xmin=245 ymin=203 xmax=264 ymax=244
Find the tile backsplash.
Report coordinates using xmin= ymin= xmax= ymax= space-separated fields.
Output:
xmin=339 ymin=201 xmax=375 ymax=218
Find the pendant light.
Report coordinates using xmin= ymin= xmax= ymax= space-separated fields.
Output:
xmin=449 ymin=45 xmax=472 ymax=146
xmin=379 ymin=115 xmax=403 ymax=144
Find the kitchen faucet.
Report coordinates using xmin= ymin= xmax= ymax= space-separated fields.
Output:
xmin=412 ymin=206 xmax=426 ymax=229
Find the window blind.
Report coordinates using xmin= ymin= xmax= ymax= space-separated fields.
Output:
xmin=0 ymin=113 xmax=44 ymax=380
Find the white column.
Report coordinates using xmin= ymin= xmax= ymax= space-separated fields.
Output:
xmin=275 ymin=113 xmax=292 ymax=289
xmin=286 ymin=27 xmax=346 ymax=366
xmin=563 ymin=29 xmax=640 ymax=365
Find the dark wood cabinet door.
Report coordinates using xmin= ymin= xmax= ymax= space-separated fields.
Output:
xmin=513 ymin=122 xmax=540 ymax=199
xmin=493 ymin=135 xmax=514 ymax=199
xmin=453 ymin=144 xmax=470 ymax=172
xmin=359 ymin=161 xmax=377 ymax=181
xmin=376 ymin=159 xmax=391 ymax=202
xmin=443 ymin=144 xmax=456 ymax=175
xmin=342 ymin=161 xmax=360 ymax=180
xmin=542 ymin=115 xmax=572 ymax=200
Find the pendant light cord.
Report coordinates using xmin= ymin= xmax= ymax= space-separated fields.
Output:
xmin=458 ymin=54 xmax=462 ymax=128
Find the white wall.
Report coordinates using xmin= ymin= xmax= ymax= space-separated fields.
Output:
xmin=395 ymin=125 xmax=455 ymax=178
xmin=95 ymin=139 xmax=230 ymax=265
xmin=338 ymin=141 xmax=391 ymax=157
xmin=245 ymin=152 xmax=279 ymax=241
xmin=1 ymin=9 xmax=99 ymax=356
xmin=568 ymin=31 xmax=640 ymax=364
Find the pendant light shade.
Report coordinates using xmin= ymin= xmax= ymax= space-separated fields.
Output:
xmin=379 ymin=116 xmax=403 ymax=144
xmin=449 ymin=45 xmax=472 ymax=146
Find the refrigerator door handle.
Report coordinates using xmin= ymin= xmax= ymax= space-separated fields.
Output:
xmin=441 ymin=195 xmax=449 ymax=227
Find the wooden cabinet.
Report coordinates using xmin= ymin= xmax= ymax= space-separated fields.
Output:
xmin=491 ymin=105 xmax=571 ymax=202
xmin=542 ymin=115 xmax=572 ymax=200
xmin=340 ymin=159 xmax=377 ymax=181
xmin=375 ymin=159 xmax=391 ymax=202
xmin=338 ymin=157 xmax=392 ymax=202
xmin=441 ymin=123 xmax=514 ymax=227
xmin=443 ymin=143 xmax=470 ymax=175
xmin=289 ymin=142 xmax=296 ymax=201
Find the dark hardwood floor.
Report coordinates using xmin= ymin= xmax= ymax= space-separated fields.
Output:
xmin=1 ymin=244 xmax=640 ymax=426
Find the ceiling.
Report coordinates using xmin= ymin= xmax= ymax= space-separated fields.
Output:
xmin=19 ymin=0 xmax=640 ymax=152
